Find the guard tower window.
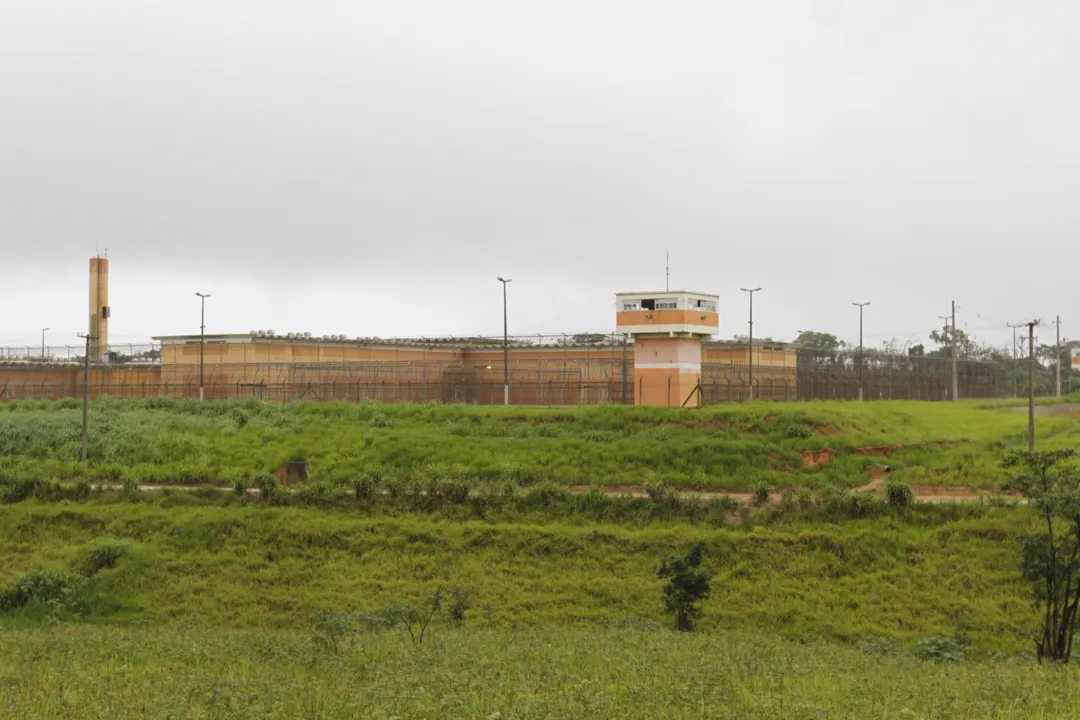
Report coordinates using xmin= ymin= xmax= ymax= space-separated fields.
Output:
xmin=623 ymin=302 xmax=641 ymax=311
xmin=656 ymin=299 xmax=677 ymax=310
xmin=640 ymin=299 xmax=656 ymax=311
xmin=695 ymin=299 xmax=717 ymax=313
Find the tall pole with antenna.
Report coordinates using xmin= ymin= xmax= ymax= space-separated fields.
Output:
xmin=1028 ymin=320 xmax=1040 ymax=452
xmin=938 ymin=315 xmax=951 ymax=400
xmin=665 ymin=251 xmax=669 ymax=292
xmin=1056 ymin=315 xmax=1062 ymax=397
xmin=951 ymin=301 xmax=959 ymax=402
xmin=852 ymin=302 xmax=870 ymax=401
xmin=741 ymin=287 xmax=761 ymax=400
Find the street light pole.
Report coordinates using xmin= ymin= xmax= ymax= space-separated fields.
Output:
xmin=196 ymin=292 xmax=211 ymax=402
xmin=77 ymin=333 xmax=95 ymax=462
xmin=496 ymin=278 xmax=512 ymax=405
xmin=740 ymin=288 xmax=761 ymax=401
xmin=853 ymin=302 xmax=870 ymax=401
xmin=41 ymin=328 xmax=50 ymax=361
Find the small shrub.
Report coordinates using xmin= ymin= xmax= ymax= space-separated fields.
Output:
xmin=785 ymin=423 xmax=813 ymax=440
xmin=885 ymin=481 xmax=915 ymax=508
xmin=752 ymin=481 xmax=772 ymax=505
xmin=252 ymin=474 xmax=280 ymax=502
xmin=0 ymin=570 xmax=74 ymax=613
xmin=2 ymin=479 xmax=41 ymax=504
xmin=78 ymin=541 xmax=127 ymax=577
xmin=915 ymin=635 xmax=967 ymax=663
xmin=657 ymin=542 xmax=712 ymax=632
xmin=232 ymin=479 xmax=248 ymax=497
xmin=644 ymin=480 xmax=677 ymax=505
xmin=349 ymin=469 xmax=383 ymax=502
xmin=448 ymin=586 xmax=471 ymax=624
xmin=121 ymin=476 xmax=141 ymax=493
xmin=370 ymin=412 xmax=390 ymax=428
xmin=71 ymin=480 xmax=92 ymax=501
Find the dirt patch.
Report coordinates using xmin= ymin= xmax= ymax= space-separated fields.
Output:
xmin=856 ymin=444 xmax=906 ymax=456
xmin=910 ymin=485 xmax=981 ymax=498
xmin=817 ymin=425 xmax=843 ymax=437
xmin=800 ymin=448 xmax=834 ymax=469
xmin=855 ymin=440 xmax=963 ymax=456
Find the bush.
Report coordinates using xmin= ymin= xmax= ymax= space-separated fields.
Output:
xmin=785 ymin=423 xmax=813 ymax=440
xmin=0 ymin=570 xmax=74 ymax=613
xmin=349 ymin=469 xmax=384 ymax=502
xmin=752 ymin=482 xmax=772 ymax=505
xmin=644 ymin=479 xmax=677 ymax=504
xmin=657 ymin=542 xmax=712 ymax=632
xmin=915 ymin=635 xmax=967 ymax=663
xmin=78 ymin=541 xmax=127 ymax=577
xmin=885 ymin=481 xmax=915 ymax=508
xmin=448 ymin=586 xmax=471 ymax=624
xmin=2 ymin=479 xmax=41 ymax=504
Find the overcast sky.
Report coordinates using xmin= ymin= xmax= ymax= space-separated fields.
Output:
xmin=2 ymin=1 xmax=1078 ymax=352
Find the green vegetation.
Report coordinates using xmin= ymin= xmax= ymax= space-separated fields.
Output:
xmin=4 ymin=399 xmax=1080 ymax=716
xmin=2 ymin=396 xmax=1079 ymax=490
xmin=5 ymin=625 xmax=1080 ymax=719
xmin=0 ymin=501 xmax=1039 ymax=650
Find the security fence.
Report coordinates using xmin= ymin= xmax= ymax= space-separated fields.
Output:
xmin=0 ymin=338 xmax=1001 ymax=404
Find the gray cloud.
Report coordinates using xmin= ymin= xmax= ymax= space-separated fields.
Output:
xmin=2 ymin=1 xmax=1079 ymax=345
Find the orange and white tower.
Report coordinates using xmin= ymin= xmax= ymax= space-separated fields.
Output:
xmin=616 ymin=290 xmax=719 ymax=406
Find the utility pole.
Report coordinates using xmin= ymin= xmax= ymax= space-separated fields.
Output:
xmin=195 ymin=292 xmax=211 ymax=402
xmin=741 ymin=288 xmax=761 ymax=400
xmin=496 ymin=277 xmax=512 ymax=405
xmin=665 ymin=251 xmax=669 ymax=292
xmin=853 ymin=302 xmax=870 ymax=401
xmin=77 ymin=333 xmax=96 ymax=462
xmin=1028 ymin=320 xmax=1039 ymax=452
xmin=950 ymin=301 xmax=958 ymax=402
xmin=41 ymin=327 xmax=50 ymax=361
xmin=1056 ymin=315 xmax=1062 ymax=397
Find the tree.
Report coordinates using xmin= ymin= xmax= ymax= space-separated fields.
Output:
xmin=657 ymin=542 xmax=712 ymax=631
xmin=794 ymin=331 xmax=846 ymax=367
xmin=1002 ymin=449 xmax=1080 ymax=662
xmin=794 ymin=331 xmax=845 ymax=353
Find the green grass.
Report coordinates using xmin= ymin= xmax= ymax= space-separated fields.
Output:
xmin=2 ymin=397 xmax=1079 ymax=490
xmin=3 ymin=624 xmax=1079 ymax=719
xmin=0 ymin=500 xmax=1038 ymax=651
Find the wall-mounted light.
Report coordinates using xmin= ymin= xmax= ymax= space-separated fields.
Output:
xmin=644 ymin=313 xmax=653 ymax=319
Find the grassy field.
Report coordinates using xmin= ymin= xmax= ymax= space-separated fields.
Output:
xmin=0 ymin=500 xmax=1037 ymax=650
xmin=3 ymin=624 xmax=1079 ymax=719
xmin=2 ymin=398 xmax=1077 ymax=717
xmin=2 ymin=397 xmax=1079 ymax=490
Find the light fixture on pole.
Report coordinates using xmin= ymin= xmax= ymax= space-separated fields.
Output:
xmin=852 ymin=302 xmax=870 ymax=401
xmin=740 ymin=288 xmax=761 ymax=400
xmin=195 ymin=292 xmax=211 ymax=402
xmin=496 ymin=278 xmax=512 ymax=406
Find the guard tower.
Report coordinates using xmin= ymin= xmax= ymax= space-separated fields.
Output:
xmin=616 ymin=290 xmax=719 ymax=406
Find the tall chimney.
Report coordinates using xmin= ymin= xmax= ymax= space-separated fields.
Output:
xmin=89 ymin=256 xmax=110 ymax=362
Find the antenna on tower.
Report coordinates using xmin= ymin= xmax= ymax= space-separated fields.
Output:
xmin=665 ymin=251 xmax=669 ymax=292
